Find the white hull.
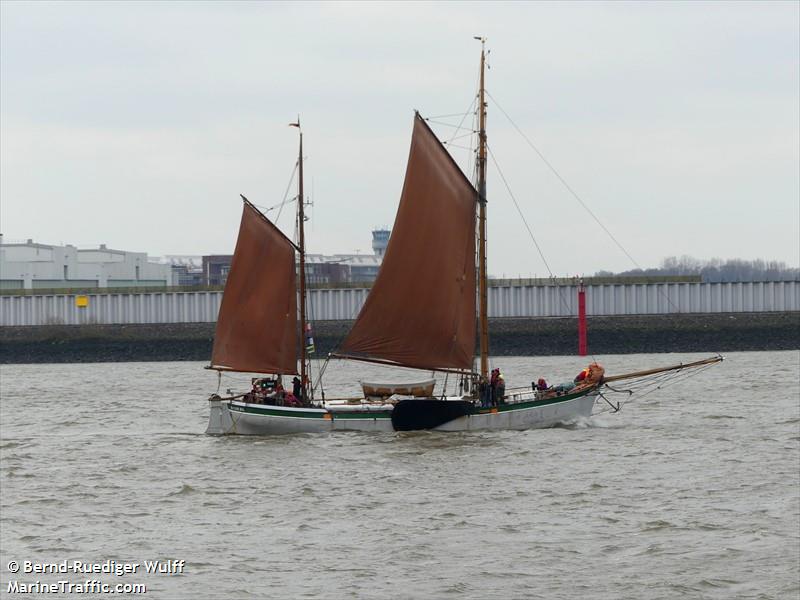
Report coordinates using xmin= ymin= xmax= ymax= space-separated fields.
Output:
xmin=434 ymin=393 xmax=596 ymax=431
xmin=206 ymin=389 xmax=599 ymax=436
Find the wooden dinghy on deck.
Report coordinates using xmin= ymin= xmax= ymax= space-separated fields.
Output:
xmin=361 ymin=379 xmax=436 ymax=399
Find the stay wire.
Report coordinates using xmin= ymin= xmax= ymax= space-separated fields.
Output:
xmin=312 ymin=287 xmax=371 ymax=396
xmin=442 ymin=130 xmax=478 ymax=144
xmin=443 ymin=142 xmax=475 ymax=152
xmin=486 ymin=91 xmax=640 ymax=267
xmin=486 ymin=90 xmax=682 ymax=314
xmin=428 ymin=112 xmax=475 ymax=120
xmin=598 ymin=361 xmax=719 ymax=412
xmin=423 ymin=73 xmax=480 ymax=177
xmin=427 ymin=119 xmax=475 ymax=130
xmin=486 ymin=143 xmax=573 ymax=316
xmin=306 ymin=276 xmax=324 ymax=402
xmin=445 ymin=75 xmax=480 ymax=146
xmin=255 ymin=162 xmax=299 ymax=219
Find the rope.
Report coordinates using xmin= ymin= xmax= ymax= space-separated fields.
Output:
xmin=486 ymin=143 xmax=572 ymax=316
xmin=441 ymin=142 xmax=475 ymax=152
xmin=311 ymin=285 xmax=370 ymax=397
xmin=442 ymin=130 xmax=478 ymax=143
xmin=253 ymin=162 xmax=298 ymax=220
xmin=445 ymin=73 xmax=480 ymax=147
xmin=427 ymin=112 xmax=475 ymax=120
xmin=426 ymin=119 xmax=475 ymax=129
xmin=486 ymin=90 xmax=682 ymax=313
xmin=306 ymin=271 xmax=323 ymax=402
xmin=594 ymin=360 xmax=719 ymax=413
xmin=422 ymin=74 xmax=480 ymax=176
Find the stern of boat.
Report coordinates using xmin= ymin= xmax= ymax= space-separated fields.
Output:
xmin=206 ymin=394 xmax=235 ymax=435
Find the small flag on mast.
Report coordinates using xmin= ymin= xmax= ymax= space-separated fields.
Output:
xmin=305 ymin=322 xmax=315 ymax=354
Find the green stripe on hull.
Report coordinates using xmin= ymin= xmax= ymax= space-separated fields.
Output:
xmin=231 ymin=403 xmax=391 ymax=421
xmin=230 ymin=404 xmax=327 ymax=419
xmin=477 ymin=386 xmax=597 ymax=415
xmin=329 ymin=412 xmax=392 ymax=420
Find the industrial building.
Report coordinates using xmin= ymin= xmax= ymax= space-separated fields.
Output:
xmin=0 ymin=236 xmax=173 ymax=290
xmin=163 ymin=256 xmax=204 ymax=287
xmin=1 ymin=228 xmax=391 ymax=291
xmin=190 ymin=228 xmax=391 ymax=287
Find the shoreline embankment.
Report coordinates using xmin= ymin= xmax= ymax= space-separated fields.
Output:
xmin=1 ymin=313 xmax=797 ymax=364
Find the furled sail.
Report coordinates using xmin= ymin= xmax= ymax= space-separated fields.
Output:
xmin=210 ymin=201 xmax=298 ymax=374
xmin=339 ymin=114 xmax=477 ymax=371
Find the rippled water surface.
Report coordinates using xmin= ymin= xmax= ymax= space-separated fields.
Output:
xmin=1 ymin=351 xmax=798 ymax=599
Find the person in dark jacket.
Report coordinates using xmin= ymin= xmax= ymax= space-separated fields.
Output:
xmin=495 ymin=370 xmax=506 ymax=404
xmin=490 ymin=368 xmax=501 ymax=406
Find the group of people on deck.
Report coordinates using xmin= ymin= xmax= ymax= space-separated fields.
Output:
xmin=479 ymin=368 xmax=506 ymax=408
xmin=532 ymin=362 xmax=606 ymax=398
xmin=246 ymin=375 xmax=307 ymax=407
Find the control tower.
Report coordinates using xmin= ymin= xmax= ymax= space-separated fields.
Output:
xmin=371 ymin=229 xmax=390 ymax=257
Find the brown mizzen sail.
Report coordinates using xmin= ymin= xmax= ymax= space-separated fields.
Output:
xmin=338 ymin=113 xmax=477 ymax=372
xmin=210 ymin=200 xmax=298 ymax=374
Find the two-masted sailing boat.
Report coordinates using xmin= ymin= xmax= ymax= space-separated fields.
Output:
xmin=206 ymin=43 xmax=721 ymax=436
xmin=206 ymin=122 xmax=401 ymax=435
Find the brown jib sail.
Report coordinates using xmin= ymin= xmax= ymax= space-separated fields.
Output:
xmin=339 ymin=114 xmax=477 ymax=372
xmin=210 ymin=201 xmax=298 ymax=374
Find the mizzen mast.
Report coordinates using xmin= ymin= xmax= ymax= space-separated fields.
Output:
xmin=475 ymin=37 xmax=490 ymax=380
xmin=292 ymin=119 xmax=309 ymax=400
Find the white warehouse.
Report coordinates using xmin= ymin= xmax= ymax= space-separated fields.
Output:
xmin=0 ymin=236 xmax=173 ymax=290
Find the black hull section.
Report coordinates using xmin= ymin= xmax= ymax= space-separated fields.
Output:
xmin=391 ymin=399 xmax=475 ymax=431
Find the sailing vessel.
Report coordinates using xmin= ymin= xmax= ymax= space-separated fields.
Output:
xmin=206 ymin=43 xmax=722 ymax=436
xmin=206 ymin=122 xmax=402 ymax=435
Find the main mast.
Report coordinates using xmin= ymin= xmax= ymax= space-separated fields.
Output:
xmin=296 ymin=121 xmax=308 ymax=400
xmin=476 ymin=38 xmax=490 ymax=379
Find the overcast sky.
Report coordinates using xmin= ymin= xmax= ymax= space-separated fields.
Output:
xmin=1 ymin=1 xmax=798 ymax=277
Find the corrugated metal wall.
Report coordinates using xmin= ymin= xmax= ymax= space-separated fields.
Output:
xmin=1 ymin=281 xmax=797 ymax=326
xmin=489 ymin=281 xmax=800 ymax=317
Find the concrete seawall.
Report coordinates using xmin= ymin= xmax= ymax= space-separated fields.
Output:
xmin=1 ymin=312 xmax=797 ymax=364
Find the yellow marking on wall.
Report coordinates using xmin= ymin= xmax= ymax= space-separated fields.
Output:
xmin=75 ymin=295 xmax=89 ymax=308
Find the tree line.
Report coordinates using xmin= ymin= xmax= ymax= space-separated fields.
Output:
xmin=595 ymin=256 xmax=799 ymax=283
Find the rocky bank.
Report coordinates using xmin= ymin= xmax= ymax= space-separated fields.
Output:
xmin=1 ymin=312 xmax=797 ymax=364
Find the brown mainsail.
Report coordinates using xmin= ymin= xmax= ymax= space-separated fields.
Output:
xmin=339 ymin=113 xmax=478 ymax=371
xmin=210 ymin=201 xmax=298 ymax=374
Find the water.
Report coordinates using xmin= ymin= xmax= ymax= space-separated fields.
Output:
xmin=1 ymin=351 xmax=798 ymax=599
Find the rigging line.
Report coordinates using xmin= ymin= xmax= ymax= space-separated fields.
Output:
xmin=273 ymin=162 xmax=299 ymax=222
xmin=445 ymin=77 xmax=479 ymax=146
xmin=427 ymin=111 xmax=475 ymax=120
xmin=486 ymin=143 xmax=573 ymax=316
xmin=486 ymin=90 xmax=682 ymax=315
xmin=606 ymin=361 xmax=717 ymax=405
xmin=311 ymin=286 xmax=371 ymax=394
xmin=607 ymin=370 xmax=684 ymax=394
xmin=314 ymin=355 xmax=331 ymax=398
xmin=306 ymin=281 xmax=324 ymax=401
xmin=468 ymin=102 xmax=477 ymax=180
xmin=442 ymin=142 xmax=475 ymax=152
xmin=439 ymin=72 xmax=481 ymax=176
xmin=467 ymin=74 xmax=481 ymax=165
xmin=260 ymin=196 xmax=297 ymax=214
xmin=486 ymin=90 xmax=641 ymax=268
xmin=427 ymin=119 xmax=476 ymax=129
xmin=602 ymin=373 xmax=674 ymax=398
xmin=442 ymin=130 xmax=478 ymax=143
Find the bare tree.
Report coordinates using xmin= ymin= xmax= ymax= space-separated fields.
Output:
xmin=597 ymin=257 xmax=799 ymax=282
